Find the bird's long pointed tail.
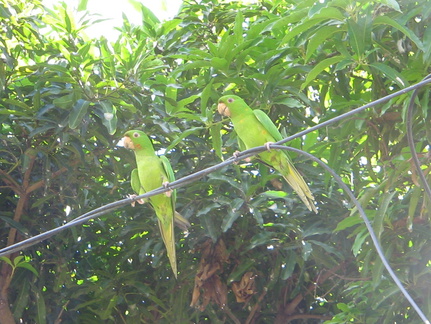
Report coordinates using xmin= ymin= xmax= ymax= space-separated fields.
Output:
xmin=158 ymin=219 xmax=178 ymax=278
xmin=283 ymin=163 xmax=318 ymax=213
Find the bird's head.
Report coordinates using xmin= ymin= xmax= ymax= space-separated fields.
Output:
xmin=217 ymin=95 xmax=245 ymax=118
xmin=123 ymin=130 xmax=153 ymax=151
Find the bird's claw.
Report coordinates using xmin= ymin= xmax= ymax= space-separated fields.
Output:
xmin=264 ymin=142 xmax=274 ymax=151
xmin=233 ymin=150 xmax=241 ymax=164
xmin=232 ymin=151 xmax=251 ymax=164
xmin=128 ymin=194 xmax=145 ymax=207
xmin=162 ymin=182 xmax=173 ymax=197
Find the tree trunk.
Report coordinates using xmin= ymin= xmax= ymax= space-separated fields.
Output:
xmin=0 ymin=262 xmax=15 ymax=324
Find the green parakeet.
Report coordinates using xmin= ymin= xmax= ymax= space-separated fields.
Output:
xmin=123 ymin=130 xmax=189 ymax=278
xmin=217 ymin=95 xmax=317 ymax=213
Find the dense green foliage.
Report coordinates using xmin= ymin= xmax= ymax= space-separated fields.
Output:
xmin=0 ymin=0 xmax=430 ymax=322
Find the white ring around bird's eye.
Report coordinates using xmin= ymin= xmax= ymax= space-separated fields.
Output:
xmin=228 ymin=98 xmax=234 ymax=103
xmin=133 ymin=132 xmax=139 ymax=138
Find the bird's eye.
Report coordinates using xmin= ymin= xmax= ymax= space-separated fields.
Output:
xmin=133 ymin=132 xmax=140 ymax=138
xmin=228 ymin=98 xmax=234 ymax=103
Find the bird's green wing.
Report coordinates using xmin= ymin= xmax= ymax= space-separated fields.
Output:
xmin=160 ymin=155 xmax=191 ymax=230
xmin=237 ymin=134 xmax=247 ymax=152
xmin=131 ymin=168 xmax=142 ymax=194
xmin=160 ymin=155 xmax=176 ymax=203
xmin=253 ymin=109 xmax=284 ymax=142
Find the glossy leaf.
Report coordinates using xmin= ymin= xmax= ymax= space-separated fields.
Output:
xmin=68 ymin=99 xmax=90 ymax=129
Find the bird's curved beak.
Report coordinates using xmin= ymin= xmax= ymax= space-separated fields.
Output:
xmin=217 ymin=102 xmax=231 ymax=117
xmin=123 ymin=136 xmax=135 ymax=149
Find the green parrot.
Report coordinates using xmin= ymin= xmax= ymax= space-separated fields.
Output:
xmin=217 ymin=95 xmax=317 ymax=213
xmin=123 ymin=130 xmax=189 ymax=278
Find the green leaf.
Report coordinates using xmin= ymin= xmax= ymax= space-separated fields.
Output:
xmin=99 ymin=101 xmax=117 ymax=135
xmin=35 ymin=290 xmax=47 ymax=324
xmin=302 ymin=130 xmax=319 ymax=152
xmin=210 ymin=57 xmax=228 ymax=71
xmin=266 ymin=9 xmax=307 ymax=33
xmin=29 ymin=125 xmax=56 ymax=138
xmin=334 ymin=214 xmax=362 ymax=232
xmin=174 ymin=60 xmax=213 ymax=72
xmin=309 ymin=239 xmax=343 ymax=258
xmin=279 ymin=7 xmax=345 ymax=47
xmin=352 ymin=228 xmax=369 ymax=256
xmin=217 ymin=31 xmax=232 ymax=59
xmin=373 ymin=191 xmax=396 ymax=241
xmin=21 ymin=147 xmax=37 ymax=173
xmin=0 ymin=216 xmax=30 ymax=236
xmin=337 ymin=302 xmax=350 ymax=312
xmin=12 ymin=277 xmax=30 ymax=318
xmin=302 ymin=241 xmax=313 ymax=261
xmin=12 ymin=256 xmax=24 ymax=266
xmin=0 ymin=256 xmax=13 ymax=267
xmin=373 ymin=16 xmax=424 ymax=52
xmin=227 ymin=259 xmax=255 ymax=283
xmin=164 ymin=78 xmax=178 ymax=114
xmin=200 ymin=78 xmax=214 ymax=117
xmin=260 ymin=190 xmax=288 ymax=199
xmin=347 ymin=19 xmax=365 ymax=59
xmin=77 ymin=0 xmax=88 ymax=11
xmin=210 ymin=123 xmax=223 ymax=159
xmin=177 ymin=94 xmax=200 ymax=111
xmin=371 ymin=285 xmax=401 ymax=309
xmin=208 ymin=172 xmax=243 ymax=191
xmin=306 ymin=25 xmax=342 ymax=62
xmin=63 ymin=7 xmax=73 ymax=33
xmin=165 ymin=127 xmax=205 ymax=151
xmin=380 ymin=0 xmax=401 ymax=11
xmin=300 ymin=55 xmax=346 ymax=90
xmin=53 ymin=94 xmax=74 ymax=109
xmin=119 ymin=100 xmax=137 ymax=113
xmin=139 ymin=239 xmax=155 ymax=262
xmin=369 ymin=62 xmax=408 ymax=88
xmin=16 ymin=262 xmax=39 ymax=277
xmin=68 ymin=99 xmax=90 ymax=129
xmin=348 ymin=185 xmax=384 ymax=217
xmin=281 ymin=251 xmax=296 ymax=280
xmin=407 ymin=186 xmax=422 ymax=229
xmin=247 ymin=231 xmax=275 ymax=250
xmin=200 ymin=212 xmax=220 ymax=242
xmin=137 ymin=1 xmax=160 ymax=25
xmin=222 ymin=211 xmax=241 ymax=233
xmin=39 ymin=63 xmax=70 ymax=73
xmin=422 ymin=24 xmax=431 ymax=63
xmin=233 ymin=10 xmax=244 ymax=45
xmin=2 ymin=98 xmax=31 ymax=110
xmin=0 ymin=108 xmax=27 ymax=116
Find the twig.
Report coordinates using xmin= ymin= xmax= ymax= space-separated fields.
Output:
xmin=245 ymin=287 xmax=267 ymax=324
xmin=285 ymin=314 xmax=332 ymax=322
xmin=223 ymin=306 xmax=241 ymax=324
xmin=280 ymin=263 xmax=343 ymax=317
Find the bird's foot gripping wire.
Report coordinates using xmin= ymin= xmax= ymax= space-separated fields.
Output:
xmin=233 ymin=150 xmax=252 ymax=163
xmin=128 ymin=194 xmax=145 ymax=207
xmin=264 ymin=142 xmax=274 ymax=151
xmin=162 ymin=182 xmax=173 ymax=197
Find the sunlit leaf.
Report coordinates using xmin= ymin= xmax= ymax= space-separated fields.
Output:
xmin=68 ymin=99 xmax=90 ymax=129
xmin=16 ymin=262 xmax=39 ymax=277
xmin=374 ymin=15 xmax=424 ymax=52
xmin=300 ymin=55 xmax=346 ymax=90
